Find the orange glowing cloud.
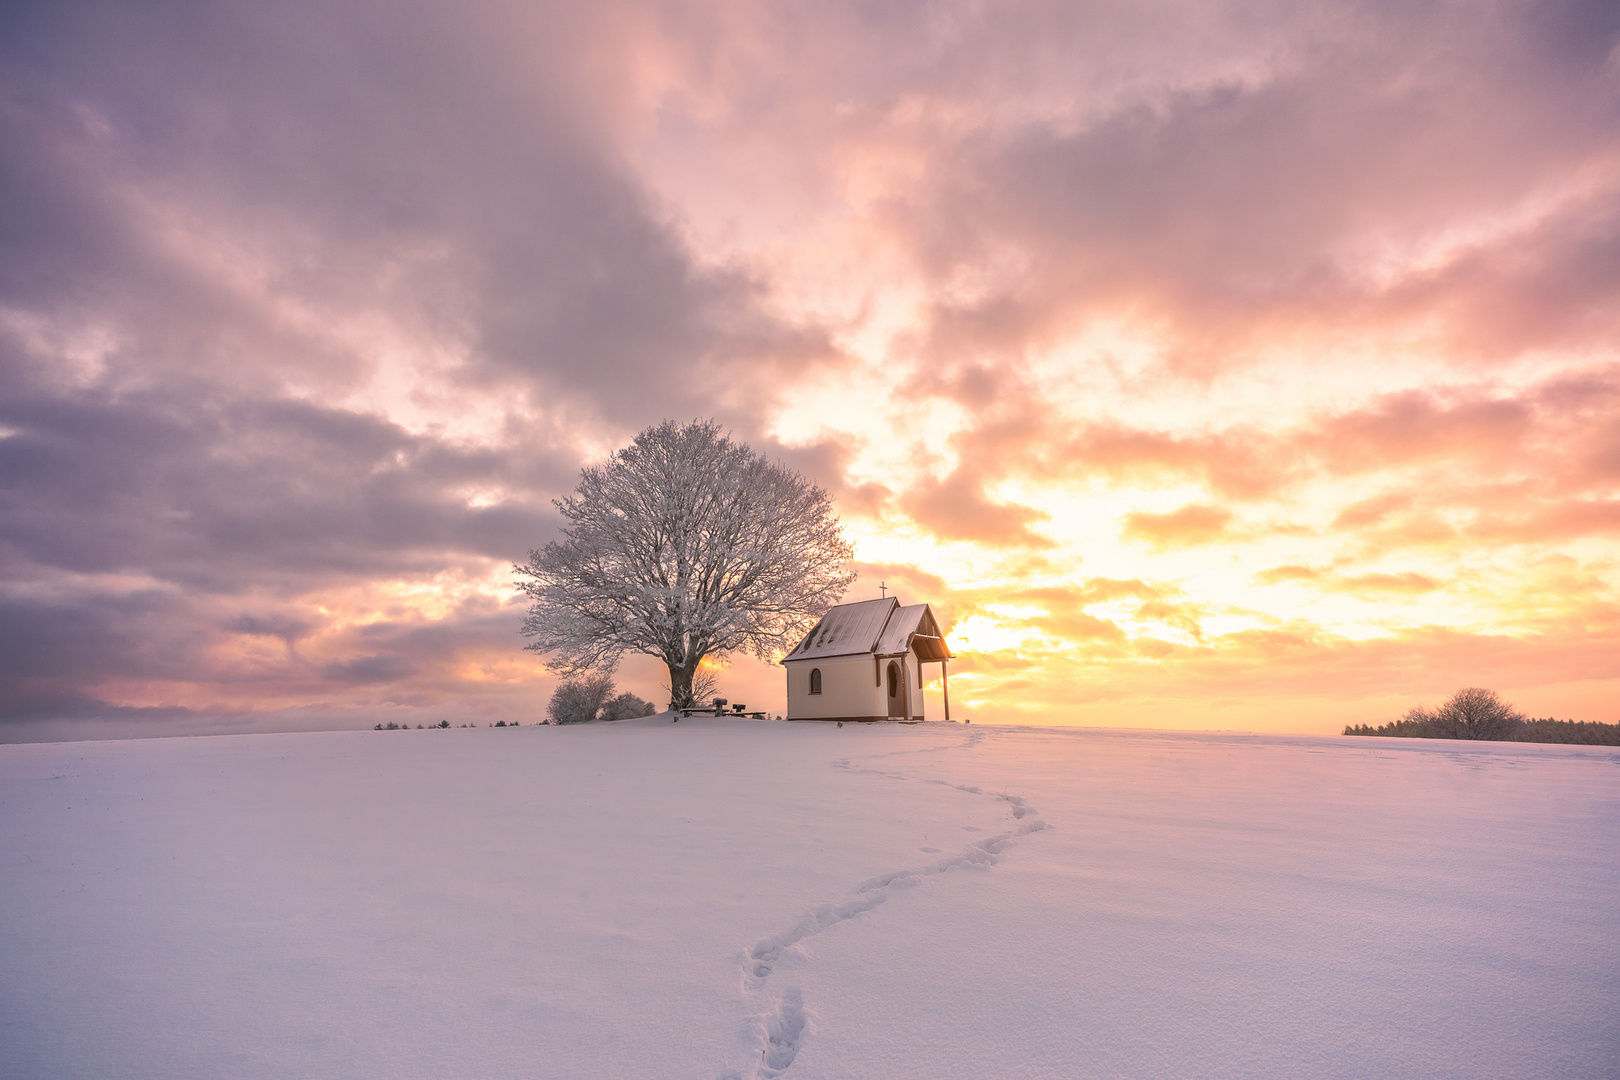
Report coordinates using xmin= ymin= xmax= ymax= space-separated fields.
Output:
xmin=1121 ymin=504 xmax=1236 ymax=550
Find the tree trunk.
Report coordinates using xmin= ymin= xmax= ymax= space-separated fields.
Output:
xmin=668 ymin=660 xmax=697 ymax=710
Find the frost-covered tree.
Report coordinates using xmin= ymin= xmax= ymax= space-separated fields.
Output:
xmin=546 ymin=672 xmax=616 ymax=724
xmin=600 ymin=691 xmax=656 ymax=721
xmin=517 ymin=420 xmax=856 ymax=708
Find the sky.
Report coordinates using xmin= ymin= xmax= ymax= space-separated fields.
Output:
xmin=2 ymin=0 xmax=1618 ymax=740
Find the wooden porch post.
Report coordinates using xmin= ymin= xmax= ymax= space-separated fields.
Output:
xmin=902 ymin=655 xmax=913 ymax=719
xmin=942 ymin=660 xmax=950 ymax=722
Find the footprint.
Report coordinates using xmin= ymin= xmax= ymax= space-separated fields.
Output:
xmin=758 ymin=988 xmax=809 ymax=1077
xmin=746 ymin=943 xmax=782 ymax=982
xmin=744 ymin=893 xmax=888 ymax=986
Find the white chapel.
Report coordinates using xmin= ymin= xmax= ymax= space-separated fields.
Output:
xmin=780 ymin=597 xmax=954 ymax=722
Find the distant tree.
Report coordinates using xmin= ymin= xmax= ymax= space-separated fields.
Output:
xmin=1343 ymin=719 xmax=1434 ymax=737
xmin=601 ymin=691 xmax=656 ymax=721
xmin=516 ymin=420 xmax=855 ymax=708
xmin=546 ymin=672 xmax=617 ymax=724
xmin=437 ymin=719 xmax=450 ymax=729
xmin=1349 ymin=688 xmax=1527 ymax=741
xmin=1421 ymin=687 xmax=1526 ymax=740
xmin=1515 ymin=718 xmax=1620 ymax=745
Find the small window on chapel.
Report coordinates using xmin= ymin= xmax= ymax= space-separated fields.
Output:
xmin=809 ymin=668 xmax=822 ymax=695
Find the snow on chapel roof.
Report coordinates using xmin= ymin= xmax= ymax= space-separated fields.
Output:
xmin=784 ymin=597 xmax=953 ymax=662
xmin=875 ymin=604 xmax=951 ymax=661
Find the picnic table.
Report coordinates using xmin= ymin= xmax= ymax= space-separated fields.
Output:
xmin=674 ymin=699 xmax=770 ymax=720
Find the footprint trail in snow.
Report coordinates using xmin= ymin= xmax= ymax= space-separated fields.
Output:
xmin=725 ymin=729 xmax=1049 ymax=1077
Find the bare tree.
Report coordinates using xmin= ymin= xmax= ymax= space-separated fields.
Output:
xmin=516 ymin=420 xmax=856 ymax=708
xmin=1405 ymin=687 xmax=1526 ymax=741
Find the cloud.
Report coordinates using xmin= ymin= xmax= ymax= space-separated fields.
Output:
xmin=873 ymin=0 xmax=1620 ymax=371
xmin=1255 ymin=565 xmax=1440 ymax=596
xmin=1121 ymin=504 xmax=1235 ymax=549
xmin=1332 ymin=493 xmax=1413 ymax=529
xmin=0 ymin=588 xmax=199 ymax=715
xmin=320 ymin=654 xmax=417 ymax=684
xmin=1337 ymin=572 xmax=1439 ymax=595
xmin=1309 ymin=392 xmax=1534 ymax=474
xmin=1054 ymin=423 xmax=1293 ymax=500
xmin=0 ymin=387 xmax=559 ymax=591
xmin=1254 ymin=564 xmax=1319 ymax=585
xmin=901 ymin=467 xmax=1053 ymax=546
xmin=224 ymin=614 xmax=314 ymax=648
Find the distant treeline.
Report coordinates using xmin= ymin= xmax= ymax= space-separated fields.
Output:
xmin=1346 ymin=716 xmax=1620 ymax=745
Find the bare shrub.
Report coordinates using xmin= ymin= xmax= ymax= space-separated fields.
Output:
xmin=546 ymin=672 xmax=616 ymax=724
xmin=600 ymin=691 xmax=656 ymax=721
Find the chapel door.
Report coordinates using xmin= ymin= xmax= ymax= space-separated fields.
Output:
xmin=886 ymin=661 xmax=907 ymax=718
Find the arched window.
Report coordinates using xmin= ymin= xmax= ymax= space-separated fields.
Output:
xmin=809 ymin=668 xmax=822 ymax=695
xmin=887 ymin=661 xmax=899 ymax=699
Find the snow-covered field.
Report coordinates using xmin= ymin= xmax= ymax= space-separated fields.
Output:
xmin=2 ymin=719 xmax=1616 ymax=1080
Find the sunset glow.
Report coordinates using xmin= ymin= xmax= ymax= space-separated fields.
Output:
xmin=2 ymin=0 xmax=1618 ymax=738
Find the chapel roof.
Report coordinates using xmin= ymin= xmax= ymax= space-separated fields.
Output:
xmin=876 ymin=604 xmax=951 ymax=662
xmin=783 ymin=597 xmax=953 ymax=663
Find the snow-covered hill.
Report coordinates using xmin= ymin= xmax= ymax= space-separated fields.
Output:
xmin=3 ymin=718 xmax=1616 ymax=1079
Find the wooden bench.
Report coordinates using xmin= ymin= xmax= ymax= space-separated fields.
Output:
xmin=675 ymin=701 xmax=770 ymax=721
